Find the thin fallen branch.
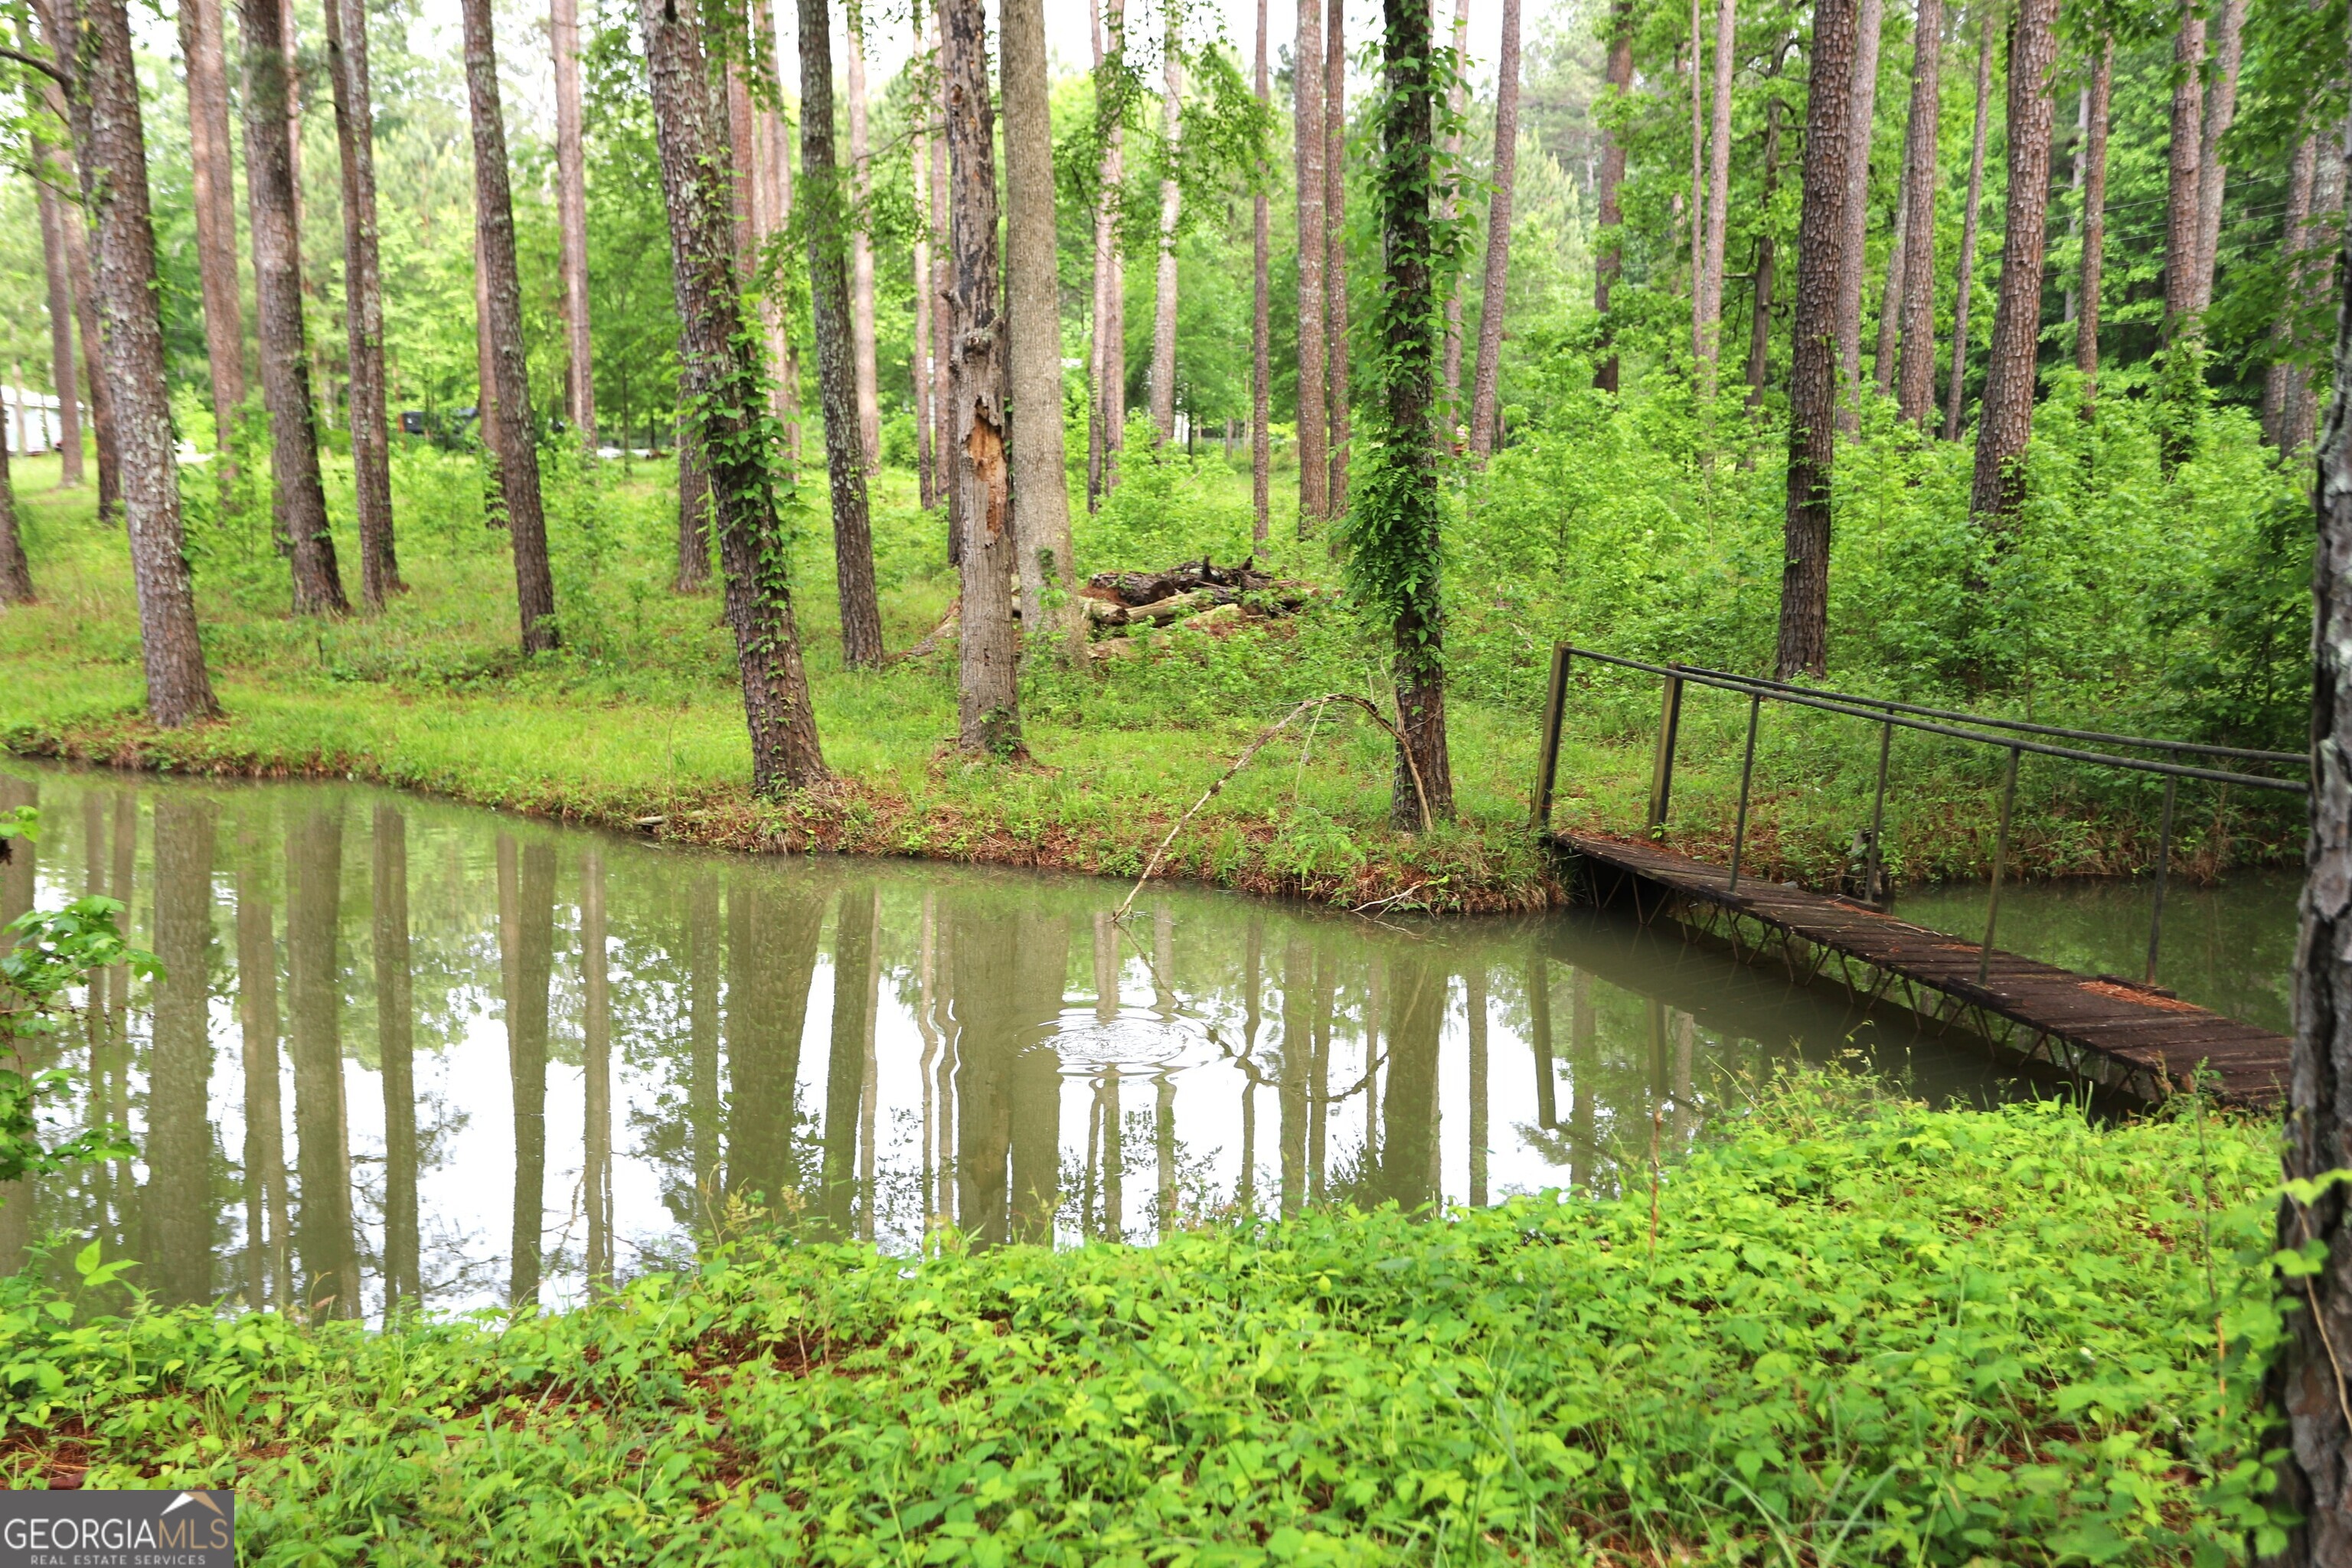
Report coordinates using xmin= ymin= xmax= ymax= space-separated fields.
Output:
xmin=1113 ymin=693 xmax=1432 ymax=922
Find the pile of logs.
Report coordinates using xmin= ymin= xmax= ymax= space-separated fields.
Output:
xmin=1081 ymin=558 xmax=1310 ymax=653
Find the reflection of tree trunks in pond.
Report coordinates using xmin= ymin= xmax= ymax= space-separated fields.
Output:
xmin=145 ymin=799 xmax=216 ymax=1308
xmin=502 ymin=838 xmax=555 ymax=1307
xmin=1364 ymin=958 xmax=1383 ymax=1165
xmin=0 ymin=776 xmax=33 ymax=1275
xmin=1527 ymin=956 xmax=1556 ymax=1131
xmin=1672 ymin=1011 xmax=1694 ymax=1148
xmin=1376 ymin=953 xmax=1442 ymax=1214
xmin=822 ymin=884 xmax=880 ymax=1236
xmin=949 ymin=905 xmax=1066 ymax=1246
xmin=1238 ymin=921 xmax=1262 ymax=1214
xmin=236 ymin=838 xmax=289 ymax=1310
xmin=582 ymin=847 xmax=610 ymax=1294
xmin=1466 ymin=965 xmax=1488 ymax=1208
xmin=724 ymin=881 xmax=824 ymax=1220
xmin=687 ymin=875 xmax=720 ymax=1220
xmin=287 ymin=806 xmax=358 ymax=1319
xmin=374 ymin=807 xmax=419 ymax=1317
xmin=916 ymin=894 xmax=941 ymax=1230
xmin=1309 ymin=949 xmax=1333 ymax=1205
xmin=1152 ymin=910 xmax=1175 ymax=1018
xmin=1279 ymin=939 xmax=1308 ymax=1218
xmin=1096 ymin=1068 xmax=1122 ymax=1240
xmin=1569 ymin=969 xmax=1594 ymax=1191
xmin=1646 ymin=999 xmax=1668 ymax=1117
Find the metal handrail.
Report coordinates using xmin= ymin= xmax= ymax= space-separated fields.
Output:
xmin=1530 ymin=642 xmax=2308 ymax=990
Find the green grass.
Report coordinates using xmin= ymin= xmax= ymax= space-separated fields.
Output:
xmin=0 ymin=446 xmax=2295 ymax=908
xmin=0 ymin=1074 xmax=2288 ymax=1563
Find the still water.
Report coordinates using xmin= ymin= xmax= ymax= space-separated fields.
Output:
xmin=0 ymin=763 xmax=2271 ymax=1321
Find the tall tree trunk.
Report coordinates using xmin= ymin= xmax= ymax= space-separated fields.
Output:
xmin=324 ymin=0 xmax=400 ymax=608
xmin=1468 ymin=0 xmax=1522 ymax=458
xmin=475 ymin=236 xmax=501 ymax=484
xmin=1942 ymin=15 xmax=1992 ymax=442
xmin=239 ymin=0 xmax=347 ymax=616
xmin=1968 ymin=0 xmax=2058 ymax=530
xmin=944 ymin=0 xmax=1021 ymax=756
xmin=848 ymin=10 xmax=880 ymax=469
xmin=1775 ymin=0 xmax=1858 ymax=679
xmin=1251 ymin=0 xmax=1270 ymax=537
xmin=1834 ymin=0 xmax=1884 ymax=430
xmin=1871 ymin=167 xmax=1908 ymax=394
xmin=1089 ymin=0 xmax=1127 ymax=508
xmin=2266 ymin=131 xmax=2321 ymax=448
xmin=1001 ymin=0 xmax=1081 ymax=658
xmin=637 ymin=0 xmax=828 ymax=792
xmin=1149 ymin=11 xmax=1182 ymax=443
xmin=27 ymin=89 xmax=83 ymax=488
xmin=675 ymin=415 xmax=709 ymax=590
xmin=1374 ymin=0 xmax=1453 ymax=827
xmin=1879 ymin=0 xmax=1932 ymax=407
xmin=2076 ymin=35 xmax=2110 ymax=412
xmin=178 ymin=0 xmax=244 ymax=456
xmin=2275 ymin=126 xmax=2352 ymax=1563
xmin=914 ymin=112 xmax=936 ymax=508
xmin=29 ymin=10 xmax=116 ymax=515
xmin=2163 ymin=2 xmax=2204 ymax=348
xmin=932 ymin=33 xmax=956 ymax=559
xmin=1293 ymin=0 xmax=1328 ymax=523
xmin=553 ymin=0 xmax=593 ymax=444
xmin=0 ymin=433 xmax=29 ymax=604
xmin=2063 ymin=84 xmax=2085 ymax=325
xmin=1593 ymin=0 xmax=1634 ymax=391
xmin=461 ymin=0 xmax=558 ymax=652
xmin=60 ymin=0 xmax=218 ymax=722
xmin=795 ymin=0 xmax=884 ymax=671
xmin=1687 ymin=0 xmax=1703 ymax=358
xmin=1697 ymin=0 xmax=1734 ymax=397
xmin=1325 ymin=0 xmax=1351 ymax=512
xmin=1439 ymin=0 xmax=1469 ymax=414
xmin=1746 ymin=68 xmax=1786 ymax=410
xmin=2278 ymin=126 xmax=2347 ymax=455
xmin=2189 ymin=0 xmax=2243 ymax=317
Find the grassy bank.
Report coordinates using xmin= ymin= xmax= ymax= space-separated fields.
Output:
xmin=0 ymin=442 xmax=2303 ymax=910
xmin=0 ymin=1077 xmax=2286 ymax=1563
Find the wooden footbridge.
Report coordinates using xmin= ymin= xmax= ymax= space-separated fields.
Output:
xmin=1530 ymin=647 xmax=2305 ymax=1107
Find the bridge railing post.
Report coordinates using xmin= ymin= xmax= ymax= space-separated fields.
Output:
xmin=1532 ymin=644 xmax=1571 ymax=834
xmin=1647 ymin=672 xmax=1684 ymax=841
xmin=1978 ymin=746 xmax=2021 ymax=985
xmin=1728 ymin=691 xmax=1761 ymax=891
xmin=1862 ymin=713 xmax=1893 ymax=906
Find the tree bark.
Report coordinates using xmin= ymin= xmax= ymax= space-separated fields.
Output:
xmin=178 ymin=0 xmax=244 ymax=456
xmin=28 ymin=93 xmax=83 ymax=488
xmin=1696 ymin=0 xmax=1734 ymax=397
xmin=2076 ymin=35 xmax=2111 ymax=412
xmin=1968 ymin=0 xmax=2058 ymax=530
xmin=2266 ymin=132 xmax=2321 ymax=449
xmin=1871 ymin=165 xmax=1907 ymax=395
xmin=62 ymin=0 xmax=218 ymax=722
xmin=944 ymin=0 xmax=1021 ymax=755
xmin=2189 ymin=0 xmax=2243 ymax=317
xmin=28 ymin=8 xmax=116 ymax=516
xmin=932 ymin=32 xmax=956 ymax=558
xmin=636 ymin=0 xmax=828 ymax=792
xmin=1592 ymin=0 xmax=1634 ymax=391
xmin=2164 ymin=2 xmax=2204 ymax=347
xmin=847 ymin=11 xmax=880 ymax=469
xmin=1942 ymin=15 xmax=1992 ymax=442
xmin=1775 ymin=0 xmax=1857 ymax=679
xmin=475 ymin=233 xmax=501 ymax=484
xmin=1377 ymin=0 xmax=1453 ymax=828
xmin=795 ymin=0 xmax=884 ymax=671
xmin=1004 ymin=0 xmax=1083 ymax=658
xmin=1252 ymin=0 xmax=1270 ymax=537
xmin=323 ymin=0 xmax=400 ymax=608
xmin=1439 ymin=0 xmax=1469 ymax=414
xmin=1886 ymin=0 xmax=1944 ymax=416
xmin=675 ymin=416 xmax=709 ymax=590
xmin=1293 ymin=0 xmax=1328 ymax=523
xmin=1149 ymin=11 xmax=1182 ymax=443
xmin=1833 ymin=0 xmax=1884 ymax=430
xmin=1325 ymin=0 xmax=1351 ymax=512
xmin=2274 ymin=124 xmax=2352 ymax=1563
xmin=1746 ymin=65 xmax=1786 ymax=411
xmin=2279 ymin=126 xmax=2348 ymax=456
xmin=1688 ymin=0 xmax=1704 ymax=361
xmin=1468 ymin=0 xmax=1522 ymax=457
xmin=914 ymin=114 xmax=936 ymax=508
xmin=240 ymin=0 xmax=347 ymax=616
xmin=1089 ymin=0 xmax=1128 ymax=509
xmin=0 ymin=436 xmax=29 ymax=604
xmin=460 ymin=0 xmax=558 ymax=652
xmin=553 ymin=0 xmax=593 ymax=444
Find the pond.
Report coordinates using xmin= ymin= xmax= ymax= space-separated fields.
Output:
xmin=0 ymin=763 xmax=2289 ymax=1319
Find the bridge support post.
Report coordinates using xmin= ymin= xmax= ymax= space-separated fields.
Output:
xmin=1647 ymin=673 xmax=1684 ymax=840
xmin=1532 ymin=644 xmax=1571 ymax=832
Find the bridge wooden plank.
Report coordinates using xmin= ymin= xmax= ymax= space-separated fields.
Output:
xmin=1551 ymin=830 xmax=2291 ymax=1106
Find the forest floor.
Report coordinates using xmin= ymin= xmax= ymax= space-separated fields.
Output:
xmin=0 ymin=450 xmax=2300 ymax=910
xmin=0 ymin=1074 xmax=2287 ymax=1561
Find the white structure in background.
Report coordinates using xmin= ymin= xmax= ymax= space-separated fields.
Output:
xmin=0 ymin=386 xmax=79 ymax=456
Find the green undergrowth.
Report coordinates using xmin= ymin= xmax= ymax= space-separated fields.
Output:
xmin=0 ymin=1076 xmax=2293 ymax=1564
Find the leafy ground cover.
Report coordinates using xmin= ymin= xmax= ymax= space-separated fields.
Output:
xmin=0 ymin=386 xmax=2311 ymax=910
xmin=0 ymin=1076 xmax=2291 ymax=1564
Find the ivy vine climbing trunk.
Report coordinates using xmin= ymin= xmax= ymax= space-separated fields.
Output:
xmin=1775 ymin=0 xmax=1857 ymax=678
xmin=1592 ymin=0 xmax=1633 ymax=392
xmin=1358 ymin=0 xmax=1454 ymax=828
xmin=59 ymin=0 xmax=217 ymax=723
xmin=943 ymin=0 xmax=1021 ymax=755
xmin=2076 ymin=36 xmax=2111 ymax=414
xmin=795 ymin=0 xmax=884 ymax=670
xmin=552 ymin=0 xmax=593 ymax=444
xmin=1891 ymin=0 xmax=1941 ymax=424
xmin=1467 ymin=0 xmax=1521 ymax=459
xmin=459 ymin=0 xmax=558 ymax=652
xmin=1968 ymin=0 xmax=2058 ymax=531
xmin=635 ymin=0 xmax=828 ymax=793
xmin=323 ymin=0 xmax=401 ymax=609
xmin=238 ymin=0 xmax=348 ymax=616
xmin=1293 ymin=0 xmax=1328 ymax=524
xmin=2275 ymin=126 xmax=2352 ymax=1562
xmin=177 ymin=0 xmax=243 ymax=459
xmin=1942 ymin=15 xmax=1991 ymax=442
